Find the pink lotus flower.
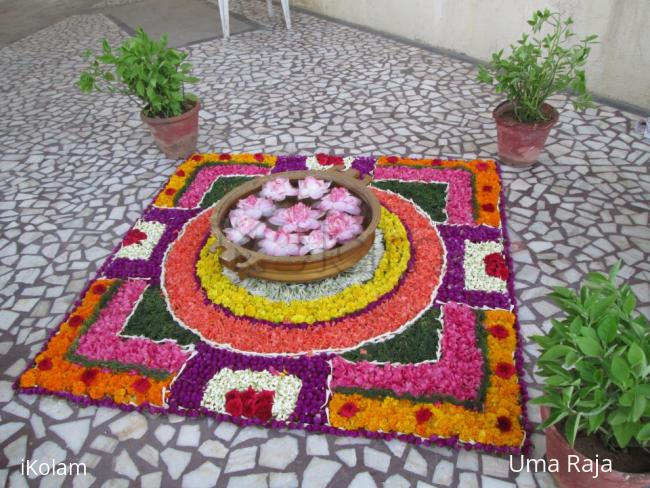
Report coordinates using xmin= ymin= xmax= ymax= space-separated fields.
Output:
xmin=323 ymin=211 xmax=364 ymax=242
xmin=235 ymin=194 xmax=276 ymax=219
xmin=297 ymin=176 xmax=331 ymax=200
xmin=317 ymin=187 xmax=362 ymax=215
xmin=259 ymin=178 xmax=298 ymax=202
xmin=223 ymin=227 xmax=249 ymax=245
xmin=300 ymin=229 xmax=337 ymax=255
xmin=257 ymin=229 xmax=300 ymax=256
xmin=268 ymin=203 xmax=323 ymax=233
xmin=225 ymin=209 xmax=266 ymax=244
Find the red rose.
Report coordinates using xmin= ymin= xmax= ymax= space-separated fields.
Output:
xmin=91 ymin=284 xmax=106 ymax=295
xmin=132 ymin=378 xmax=150 ymax=394
xmin=37 ymin=358 xmax=53 ymax=371
xmin=225 ymin=389 xmax=240 ymax=402
xmin=256 ymin=390 xmax=275 ymax=403
xmin=191 ymin=154 xmax=203 ymax=162
xmin=124 ymin=229 xmax=147 ymax=246
xmin=481 ymin=203 xmax=495 ymax=212
xmin=482 ymin=185 xmax=493 ymax=192
xmin=476 ymin=161 xmax=489 ymax=171
xmin=484 ymin=253 xmax=508 ymax=281
xmin=240 ymin=388 xmax=256 ymax=417
xmin=253 ymin=392 xmax=274 ymax=422
xmin=225 ymin=397 xmax=243 ymax=417
xmin=219 ymin=153 xmax=231 ymax=161
xmin=494 ymin=362 xmax=516 ymax=379
xmin=81 ymin=369 xmax=98 ymax=386
xmin=69 ymin=315 xmax=85 ymax=327
xmin=415 ymin=408 xmax=433 ymax=424
xmin=253 ymin=401 xmax=273 ymax=422
xmin=386 ymin=156 xmax=399 ymax=164
xmin=488 ymin=325 xmax=509 ymax=339
xmin=338 ymin=402 xmax=359 ymax=418
xmin=430 ymin=158 xmax=442 ymax=165
xmin=164 ymin=188 xmax=176 ymax=196
xmin=497 ymin=416 xmax=512 ymax=432
xmin=176 ymin=170 xmax=186 ymax=177
xmin=254 ymin=153 xmax=265 ymax=162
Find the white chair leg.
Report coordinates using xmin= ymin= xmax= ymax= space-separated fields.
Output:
xmin=218 ymin=0 xmax=230 ymax=39
xmin=266 ymin=0 xmax=274 ymax=18
xmin=280 ymin=0 xmax=291 ymax=30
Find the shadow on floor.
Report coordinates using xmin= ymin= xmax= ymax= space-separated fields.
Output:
xmin=0 ymin=0 xmax=258 ymax=48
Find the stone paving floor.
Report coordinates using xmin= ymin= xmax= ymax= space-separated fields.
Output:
xmin=1 ymin=0 xmax=649 ymax=486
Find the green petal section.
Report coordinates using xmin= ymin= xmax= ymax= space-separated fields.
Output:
xmin=200 ymin=176 xmax=253 ymax=209
xmin=372 ymin=180 xmax=447 ymax=222
xmin=342 ymin=307 xmax=441 ymax=363
xmin=121 ymin=287 xmax=199 ymax=346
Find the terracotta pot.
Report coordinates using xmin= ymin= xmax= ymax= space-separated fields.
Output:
xmin=493 ymin=101 xmax=559 ymax=167
xmin=141 ymin=100 xmax=200 ymax=159
xmin=541 ymin=407 xmax=650 ymax=488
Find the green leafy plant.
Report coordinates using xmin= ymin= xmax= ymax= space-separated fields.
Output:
xmin=532 ymin=263 xmax=650 ymax=451
xmin=78 ymin=27 xmax=199 ymax=118
xmin=478 ymin=9 xmax=598 ymax=123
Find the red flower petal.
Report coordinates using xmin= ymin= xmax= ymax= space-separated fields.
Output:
xmin=253 ymin=400 xmax=273 ymax=422
xmin=37 ymin=358 xmax=53 ymax=371
xmin=494 ymin=362 xmax=516 ymax=379
xmin=91 ymin=284 xmax=106 ymax=295
xmin=254 ymin=153 xmax=265 ymax=162
xmin=225 ymin=397 xmax=243 ymax=417
xmin=255 ymin=390 xmax=275 ymax=404
xmin=316 ymin=153 xmax=329 ymax=166
xmin=225 ymin=389 xmax=240 ymax=402
xmin=176 ymin=170 xmax=186 ymax=177
xmin=165 ymin=188 xmax=176 ymax=196
xmin=242 ymin=399 xmax=255 ymax=418
xmin=69 ymin=315 xmax=85 ymax=327
xmin=497 ymin=416 xmax=512 ymax=432
xmin=386 ymin=156 xmax=399 ymax=164
xmin=191 ymin=154 xmax=203 ymax=162
xmin=123 ymin=229 xmax=148 ymax=246
xmin=132 ymin=378 xmax=150 ymax=394
xmin=482 ymin=185 xmax=493 ymax=192
xmin=476 ymin=161 xmax=489 ymax=171
xmin=220 ymin=153 xmax=231 ymax=161
xmin=488 ymin=325 xmax=509 ymax=339
xmin=484 ymin=253 xmax=509 ymax=281
xmin=338 ymin=401 xmax=359 ymax=418
xmin=81 ymin=369 xmax=98 ymax=386
xmin=481 ymin=203 xmax=495 ymax=212
xmin=415 ymin=408 xmax=433 ymax=424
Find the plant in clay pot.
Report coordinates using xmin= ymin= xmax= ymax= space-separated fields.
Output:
xmin=78 ymin=28 xmax=200 ymax=159
xmin=478 ymin=9 xmax=598 ymax=167
xmin=531 ymin=263 xmax=650 ymax=488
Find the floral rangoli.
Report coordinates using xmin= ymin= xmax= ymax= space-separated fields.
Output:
xmin=16 ymin=153 xmax=531 ymax=455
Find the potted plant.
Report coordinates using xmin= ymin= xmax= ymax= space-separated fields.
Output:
xmin=478 ymin=9 xmax=598 ymax=167
xmin=78 ymin=28 xmax=200 ymax=159
xmin=532 ymin=263 xmax=650 ymax=488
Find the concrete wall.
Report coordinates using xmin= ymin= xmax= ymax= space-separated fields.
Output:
xmin=291 ymin=0 xmax=650 ymax=111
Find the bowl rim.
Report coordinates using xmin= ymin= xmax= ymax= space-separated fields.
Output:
xmin=209 ymin=168 xmax=381 ymax=265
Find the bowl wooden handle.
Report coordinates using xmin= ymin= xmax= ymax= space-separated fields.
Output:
xmin=219 ymin=243 xmax=239 ymax=267
xmin=236 ymin=254 xmax=262 ymax=271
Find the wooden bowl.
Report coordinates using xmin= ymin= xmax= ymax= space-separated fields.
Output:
xmin=209 ymin=167 xmax=381 ymax=283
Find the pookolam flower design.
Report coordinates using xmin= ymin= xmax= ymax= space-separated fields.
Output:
xmin=17 ymin=154 xmax=529 ymax=456
xmin=115 ymin=220 xmax=166 ymax=260
xmin=201 ymin=368 xmax=302 ymax=421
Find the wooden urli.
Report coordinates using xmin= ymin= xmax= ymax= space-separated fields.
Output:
xmin=209 ymin=167 xmax=381 ymax=283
